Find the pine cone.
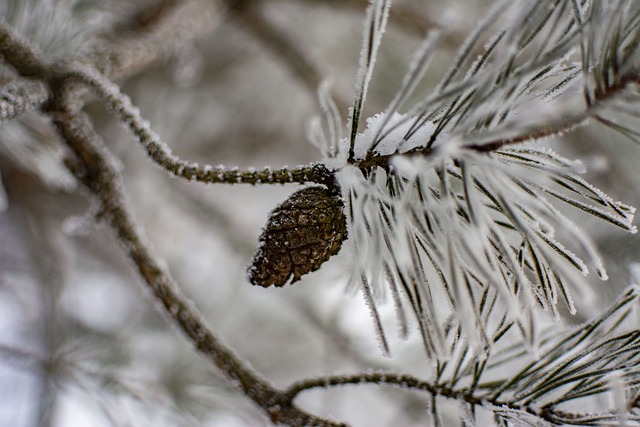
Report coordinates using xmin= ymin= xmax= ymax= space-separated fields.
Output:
xmin=248 ymin=186 xmax=347 ymax=287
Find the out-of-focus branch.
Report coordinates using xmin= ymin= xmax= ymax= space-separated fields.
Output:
xmin=62 ymin=64 xmax=341 ymax=190
xmin=46 ymin=83 xmax=345 ymax=427
xmin=0 ymin=25 xmax=50 ymax=78
xmin=0 ymin=79 xmax=49 ymax=121
xmin=224 ymin=0 xmax=323 ymax=95
xmin=223 ymin=0 xmax=354 ymax=111
xmin=278 ymin=0 xmax=465 ymax=45
xmin=0 ymin=14 xmax=347 ymax=427
xmin=0 ymin=0 xmax=216 ymax=113
xmin=78 ymin=0 xmax=217 ymax=80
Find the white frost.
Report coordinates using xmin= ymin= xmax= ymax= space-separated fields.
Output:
xmin=350 ymin=112 xmax=436 ymax=159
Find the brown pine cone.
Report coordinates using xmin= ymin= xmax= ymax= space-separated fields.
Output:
xmin=248 ymin=186 xmax=347 ymax=287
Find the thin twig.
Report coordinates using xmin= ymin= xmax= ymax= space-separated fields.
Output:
xmin=0 ymin=14 xmax=346 ymax=426
xmin=350 ymin=111 xmax=590 ymax=170
xmin=225 ymin=0 xmax=324 ymax=95
xmin=282 ymin=370 xmax=605 ymax=425
xmin=284 ymin=371 xmax=482 ymax=407
xmin=63 ymin=63 xmax=341 ymax=191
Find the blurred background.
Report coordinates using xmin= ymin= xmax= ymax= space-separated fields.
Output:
xmin=0 ymin=0 xmax=638 ymax=426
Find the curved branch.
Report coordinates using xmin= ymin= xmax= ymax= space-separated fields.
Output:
xmin=284 ymin=372 xmax=485 ymax=406
xmin=46 ymin=80 xmax=346 ymax=427
xmin=283 ymin=371 xmax=607 ymax=426
xmin=0 ymin=11 xmax=348 ymax=425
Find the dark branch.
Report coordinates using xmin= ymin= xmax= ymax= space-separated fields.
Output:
xmin=0 ymin=25 xmax=50 ymax=78
xmin=349 ymin=111 xmax=589 ymax=170
xmin=283 ymin=371 xmax=609 ymax=426
xmin=64 ymin=64 xmax=341 ymax=190
xmin=46 ymin=81 xmax=346 ymax=427
xmin=0 ymin=10 xmax=346 ymax=427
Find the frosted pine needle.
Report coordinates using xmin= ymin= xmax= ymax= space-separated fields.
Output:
xmin=311 ymin=0 xmax=639 ymax=359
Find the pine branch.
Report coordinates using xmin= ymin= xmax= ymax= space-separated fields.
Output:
xmin=2 ymin=4 xmax=338 ymax=191
xmin=323 ymin=0 xmax=640 ymax=364
xmin=350 ymin=110 xmax=590 ymax=170
xmin=62 ymin=63 xmax=340 ymax=190
xmin=2 ymin=1 xmax=640 ymax=424
xmin=282 ymin=285 xmax=640 ymax=426
xmin=280 ymin=371 xmax=580 ymax=425
xmin=46 ymin=81 xmax=346 ymax=427
xmin=224 ymin=0 xmax=324 ymax=96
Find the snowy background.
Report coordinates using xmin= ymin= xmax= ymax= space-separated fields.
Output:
xmin=1 ymin=0 xmax=639 ymax=426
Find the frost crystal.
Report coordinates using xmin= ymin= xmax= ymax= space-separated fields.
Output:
xmin=351 ymin=112 xmax=435 ymax=159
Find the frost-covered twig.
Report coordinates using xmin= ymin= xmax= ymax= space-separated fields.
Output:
xmin=280 ymin=370 xmax=599 ymax=425
xmin=65 ymin=63 xmax=340 ymax=189
xmin=283 ymin=285 xmax=640 ymax=426
xmin=346 ymin=106 xmax=592 ymax=172
xmin=79 ymin=0 xmax=217 ymax=80
xmin=0 ymin=15 xmax=347 ymax=426
xmin=284 ymin=371 xmax=484 ymax=407
xmin=225 ymin=0 xmax=324 ymax=96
